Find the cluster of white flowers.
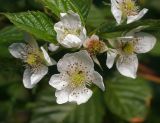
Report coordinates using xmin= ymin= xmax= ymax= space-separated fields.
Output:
xmin=9 ymin=0 xmax=156 ymax=105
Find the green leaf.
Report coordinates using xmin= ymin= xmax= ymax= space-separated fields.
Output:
xmin=39 ymin=0 xmax=92 ymax=25
xmin=86 ymin=5 xmax=113 ymax=28
xmin=96 ymin=19 xmax=160 ymax=38
xmin=30 ymin=88 xmax=105 ymax=123
xmin=104 ymin=74 xmax=152 ymax=122
xmin=149 ymin=31 xmax=160 ymax=56
xmin=71 ymin=0 xmax=92 ymax=21
xmin=4 ymin=11 xmax=56 ymax=43
xmin=0 ymin=26 xmax=23 ymax=43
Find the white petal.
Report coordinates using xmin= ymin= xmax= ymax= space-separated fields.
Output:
xmin=127 ymin=8 xmax=148 ymax=24
xmin=48 ymin=43 xmax=59 ymax=52
xmin=92 ymin=55 xmax=102 ymax=69
xmin=57 ymin=50 xmax=94 ymax=72
xmin=90 ymin=71 xmax=105 ymax=91
xmin=79 ymin=27 xmax=87 ymax=41
xmin=23 ymin=68 xmax=34 ymax=89
xmin=55 ymin=88 xmax=69 ymax=104
xmin=125 ymin=26 xmax=148 ymax=36
xmin=69 ymin=87 xmax=93 ymax=105
xmin=41 ymin=47 xmax=56 ymax=66
xmin=106 ymin=49 xmax=117 ymax=69
xmin=9 ymin=43 xmax=26 ymax=59
xmin=61 ymin=10 xmax=81 ymax=29
xmin=116 ymin=54 xmax=138 ymax=78
xmin=134 ymin=32 xmax=157 ymax=53
xmin=62 ymin=34 xmax=82 ymax=48
xmin=49 ymin=74 xmax=68 ymax=90
xmin=31 ymin=65 xmax=48 ymax=85
xmin=54 ymin=22 xmax=65 ymax=42
xmin=90 ymin=35 xmax=99 ymax=41
xmin=108 ymin=38 xmax=123 ymax=48
xmin=111 ymin=0 xmax=122 ymax=24
xmin=24 ymin=33 xmax=39 ymax=50
xmin=60 ymin=13 xmax=67 ymax=17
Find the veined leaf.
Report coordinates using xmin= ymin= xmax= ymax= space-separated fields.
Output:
xmin=4 ymin=11 xmax=56 ymax=43
xmin=149 ymin=31 xmax=160 ymax=56
xmin=96 ymin=19 xmax=160 ymax=37
xmin=71 ymin=0 xmax=92 ymax=20
xmin=39 ymin=0 xmax=92 ymax=25
xmin=30 ymin=88 xmax=105 ymax=123
xmin=0 ymin=26 xmax=23 ymax=43
xmin=87 ymin=5 xmax=110 ymax=28
xmin=104 ymin=74 xmax=152 ymax=122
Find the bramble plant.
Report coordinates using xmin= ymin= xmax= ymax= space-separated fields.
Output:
xmin=1 ymin=0 xmax=160 ymax=123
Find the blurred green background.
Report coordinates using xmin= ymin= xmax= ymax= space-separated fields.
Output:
xmin=0 ymin=0 xmax=160 ymax=123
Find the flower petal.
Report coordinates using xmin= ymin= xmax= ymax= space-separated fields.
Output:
xmin=79 ymin=27 xmax=87 ymax=41
xmin=108 ymin=38 xmax=123 ymax=49
xmin=125 ymin=26 xmax=148 ymax=36
xmin=90 ymin=71 xmax=105 ymax=91
xmin=55 ymin=88 xmax=70 ymax=104
xmin=106 ymin=49 xmax=117 ymax=69
xmin=54 ymin=22 xmax=65 ymax=42
xmin=23 ymin=68 xmax=34 ymax=89
xmin=24 ymin=33 xmax=39 ymax=50
xmin=62 ymin=34 xmax=82 ymax=48
xmin=49 ymin=74 xmax=69 ymax=90
xmin=41 ymin=47 xmax=57 ymax=66
xmin=116 ymin=54 xmax=138 ymax=78
xmin=57 ymin=50 xmax=94 ymax=72
xmin=92 ymin=55 xmax=102 ymax=69
xmin=90 ymin=35 xmax=99 ymax=41
xmin=48 ymin=43 xmax=59 ymax=52
xmin=69 ymin=87 xmax=93 ymax=105
xmin=60 ymin=10 xmax=81 ymax=29
xmin=133 ymin=32 xmax=157 ymax=53
xmin=111 ymin=0 xmax=122 ymax=24
xmin=30 ymin=65 xmax=48 ymax=85
xmin=127 ymin=8 xmax=148 ymax=24
xmin=9 ymin=43 xmax=26 ymax=59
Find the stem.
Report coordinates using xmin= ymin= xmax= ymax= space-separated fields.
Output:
xmin=138 ymin=63 xmax=160 ymax=84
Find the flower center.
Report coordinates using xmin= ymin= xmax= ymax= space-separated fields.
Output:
xmin=122 ymin=42 xmax=134 ymax=54
xmin=119 ymin=0 xmax=139 ymax=16
xmin=26 ymin=53 xmax=43 ymax=66
xmin=87 ymin=40 xmax=104 ymax=55
xmin=70 ymin=71 xmax=86 ymax=88
xmin=65 ymin=28 xmax=80 ymax=36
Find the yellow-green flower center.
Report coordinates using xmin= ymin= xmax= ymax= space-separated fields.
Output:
xmin=26 ymin=52 xmax=43 ymax=66
xmin=119 ymin=0 xmax=139 ymax=16
xmin=63 ymin=28 xmax=81 ymax=38
xmin=122 ymin=42 xmax=134 ymax=54
xmin=70 ymin=71 xmax=86 ymax=88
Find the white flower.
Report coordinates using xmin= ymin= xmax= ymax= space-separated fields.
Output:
xmin=54 ymin=11 xmax=87 ymax=48
xmin=106 ymin=27 xmax=156 ymax=78
xmin=9 ymin=34 xmax=56 ymax=89
xmin=83 ymin=35 xmax=108 ymax=68
xmin=49 ymin=50 xmax=105 ymax=105
xmin=111 ymin=0 xmax=148 ymax=24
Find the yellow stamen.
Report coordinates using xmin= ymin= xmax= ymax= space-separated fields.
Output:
xmin=87 ymin=40 xmax=105 ymax=55
xmin=122 ymin=42 xmax=134 ymax=54
xmin=119 ymin=0 xmax=139 ymax=16
xmin=70 ymin=71 xmax=85 ymax=88
xmin=26 ymin=52 xmax=43 ymax=66
xmin=60 ymin=28 xmax=81 ymax=41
